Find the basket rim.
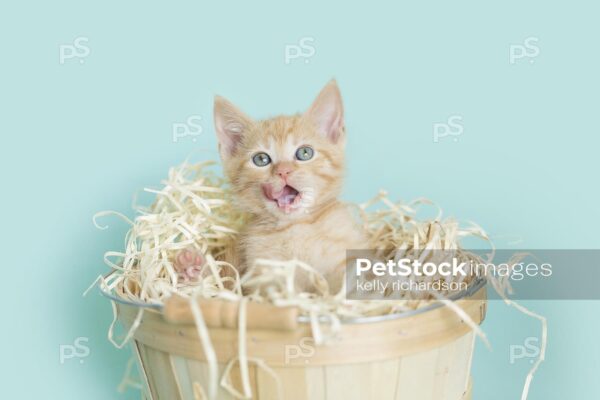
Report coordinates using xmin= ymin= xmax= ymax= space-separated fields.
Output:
xmin=99 ymin=276 xmax=486 ymax=325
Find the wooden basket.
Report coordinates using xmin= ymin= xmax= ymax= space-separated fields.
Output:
xmin=114 ymin=280 xmax=486 ymax=400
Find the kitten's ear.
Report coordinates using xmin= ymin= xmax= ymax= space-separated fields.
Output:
xmin=304 ymin=79 xmax=344 ymax=143
xmin=214 ymin=96 xmax=254 ymax=158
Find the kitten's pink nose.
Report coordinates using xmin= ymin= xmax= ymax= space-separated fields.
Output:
xmin=275 ymin=162 xmax=294 ymax=178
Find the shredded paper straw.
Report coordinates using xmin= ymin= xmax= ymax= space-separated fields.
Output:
xmin=91 ymin=160 xmax=547 ymax=400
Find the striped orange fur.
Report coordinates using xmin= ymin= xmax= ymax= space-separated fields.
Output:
xmin=213 ymin=80 xmax=367 ymax=292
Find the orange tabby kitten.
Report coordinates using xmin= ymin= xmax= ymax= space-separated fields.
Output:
xmin=213 ymin=80 xmax=367 ymax=292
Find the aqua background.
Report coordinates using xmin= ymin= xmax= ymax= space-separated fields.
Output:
xmin=2 ymin=1 xmax=599 ymax=399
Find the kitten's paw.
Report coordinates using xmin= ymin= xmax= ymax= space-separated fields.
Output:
xmin=174 ymin=248 xmax=205 ymax=282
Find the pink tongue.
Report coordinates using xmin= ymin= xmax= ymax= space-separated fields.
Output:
xmin=276 ymin=186 xmax=298 ymax=207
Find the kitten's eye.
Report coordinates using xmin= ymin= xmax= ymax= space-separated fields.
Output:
xmin=252 ymin=152 xmax=271 ymax=167
xmin=295 ymin=146 xmax=314 ymax=161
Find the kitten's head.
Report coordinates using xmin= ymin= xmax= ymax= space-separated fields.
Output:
xmin=214 ymin=80 xmax=345 ymax=220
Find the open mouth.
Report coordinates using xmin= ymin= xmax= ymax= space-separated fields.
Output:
xmin=262 ymin=184 xmax=302 ymax=212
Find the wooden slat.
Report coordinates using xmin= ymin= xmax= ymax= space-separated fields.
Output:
xmin=395 ymin=347 xmax=438 ymax=400
xmin=139 ymin=346 xmax=474 ymax=400
xmin=463 ymin=378 xmax=473 ymax=400
xmin=170 ymin=355 xmax=194 ymax=399
xmin=255 ymin=365 xmax=328 ymax=400
xmin=227 ymin=360 xmax=258 ymax=399
xmin=185 ymin=360 xmax=236 ymax=400
xmin=163 ymin=296 xmax=298 ymax=331
xmin=431 ymin=335 xmax=458 ymax=400
xmin=304 ymin=366 xmax=326 ymax=400
xmin=138 ymin=345 xmax=180 ymax=399
xmin=256 ymin=366 xmax=307 ymax=400
xmin=444 ymin=333 xmax=475 ymax=400
xmin=132 ymin=341 xmax=153 ymax=400
xmin=324 ymin=358 xmax=399 ymax=400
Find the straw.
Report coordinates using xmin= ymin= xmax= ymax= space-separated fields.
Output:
xmin=190 ymin=293 xmax=218 ymax=400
